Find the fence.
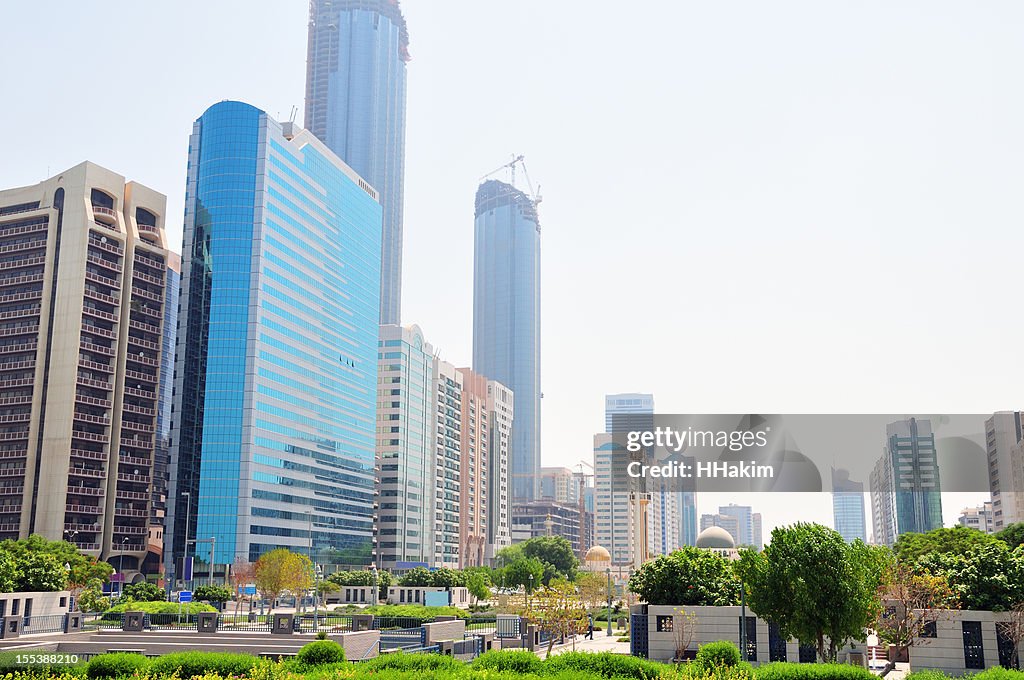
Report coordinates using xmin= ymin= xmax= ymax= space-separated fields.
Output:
xmin=378 ymin=627 xmax=426 ymax=650
xmin=145 ymin=614 xmax=197 ymax=631
xmin=453 ymin=635 xmax=483 ymax=661
xmin=496 ymin=617 xmax=521 ymax=639
xmin=21 ymin=614 xmax=66 ymax=634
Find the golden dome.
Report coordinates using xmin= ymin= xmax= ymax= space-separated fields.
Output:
xmin=584 ymin=545 xmax=611 ymax=562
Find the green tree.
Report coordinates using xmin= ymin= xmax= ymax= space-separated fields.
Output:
xmin=736 ymin=523 xmax=887 ymax=663
xmin=193 ymin=585 xmax=232 ymax=603
xmin=466 ymin=569 xmax=492 ymax=605
xmin=254 ymin=549 xmax=314 ymax=613
xmin=0 ymin=535 xmax=112 ymax=595
xmin=503 ymin=556 xmax=545 ymax=593
xmin=429 ymin=567 xmax=467 ymax=588
xmin=522 ymin=536 xmax=579 ymax=581
xmin=917 ymin=542 xmax=1024 ymax=611
xmin=76 ymin=579 xmax=108 ymax=613
xmin=16 ymin=552 xmax=69 ymax=592
xmin=399 ymin=566 xmax=432 ymax=586
xmin=894 ymin=525 xmax=1004 ymax=563
xmin=996 ymin=523 xmax=1024 ymax=549
xmin=523 ymin=580 xmax=590 ymax=658
xmin=121 ymin=582 xmax=166 ymax=602
xmin=0 ymin=549 xmax=16 ymax=592
xmin=628 ymin=546 xmax=741 ymax=606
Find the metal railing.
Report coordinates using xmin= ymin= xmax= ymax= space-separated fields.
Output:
xmin=21 ymin=614 xmax=66 ymax=633
xmin=378 ymin=626 xmax=426 ymax=650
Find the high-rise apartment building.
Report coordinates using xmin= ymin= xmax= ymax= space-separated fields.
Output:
xmin=485 ymin=380 xmax=513 ymax=561
xmin=832 ymin=467 xmax=867 ymax=543
xmin=604 ymin=393 xmax=655 ymax=432
xmin=700 ymin=513 xmax=741 ymax=545
xmin=718 ymin=504 xmax=758 ymax=548
xmin=376 ymin=324 xmax=434 ymax=569
xmin=457 ymin=368 xmax=489 ymax=568
xmin=594 ymin=434 xmax=634 ymax=565
xmin=958 ymin=502 xmax=995 ymax=533
xmin=0 ymin=162 xmax=171 ymax=578
xmin=305 ymin=0 xmax=408 ymax=325
xmin=510 ymin=499 xmax=586 ymax=554
xmin=752 ymin=513 xmax=763 ymax=551
xmin=169 ymin=101 xmax=381 ymax=570
xmin=432 ymin=360 xmax=462 ymax=568
xmin=540 ymin=467 xmax=577 ymax=505
xmin=870 ymin=418 xmax=943 ymax=547
xmin=986 ymin=412 xmax=1024 ymax=531
xmin=473 ymin=180 xmax=541 ymax=501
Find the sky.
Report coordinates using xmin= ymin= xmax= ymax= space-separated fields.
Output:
xmin=2 ymin=1 xmax=1019 ymax=537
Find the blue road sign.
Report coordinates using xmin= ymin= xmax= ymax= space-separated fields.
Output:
xmin=178 ymin=590 xmax=193 ymax=603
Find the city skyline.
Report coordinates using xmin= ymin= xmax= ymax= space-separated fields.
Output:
xmin=1 ymin=1 xmax=1020 ymax=537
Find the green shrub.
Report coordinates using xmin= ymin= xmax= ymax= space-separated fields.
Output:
xmin=905 ymin=672 xmax=951 ymax=680
xmin=86 ymin=653 xmax=148 ymax=679
xmin=296 ymin=640 xmax=345 ymax=667
xmin=103 ymin=600 xmax=216 ymax=615
xmin=755 ymin=662 xmax=875 ymax=680
xmin=976 ymin=670 xmax=1024 ymax=680
xmin=361 ymin=604 xmax=470 ymax=619
xmin=147 ymin=651 xmax=256 ymax=678
xmin=696 ymin=641 xmax=742 ymax=670
xmin=471 ymin=649 xmax=544 ymax=674
xmin=0 ymin=650 xmax=85 ymax=679
xmin=545 ymin=651 xmax=668 ymax=678
xmin=360 ymin=651 xmax=464 ymax=673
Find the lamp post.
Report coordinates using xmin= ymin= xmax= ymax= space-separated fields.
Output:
xmin=118 ymin=536 xmax=129 ymax=597
xmin=606 ymin=567 xmax=613 ymax=637
xmin=371 ymin=564 xmax=378 ymax=606
xmin=528 ymin=573 xmax=534 ymax=608
xmin=313 ymin=563 xmax=322 ymax=632
xmin=739 ymin=580 xmax=748 ymax=661
xmin=181 ymin=491 xmax=192 ymax=592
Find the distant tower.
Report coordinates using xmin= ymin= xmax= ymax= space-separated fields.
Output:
xmin=473 ymin=179 xmax=541 ymax=500
xmin=870 ymin=418 xmax=943 ymax=546
xmin=831 ymin=467 xmax=867 ymax=543
xmin=305 ymin=0 xmax=409 ymax=324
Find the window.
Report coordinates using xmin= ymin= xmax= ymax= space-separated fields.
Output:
xmin=656 ymin=615 xmax=673 ymax=632
xmin=963 ymin=621 xmax=984 ymax=670
xmin=921 ymin=621 xmax=937 ymax=638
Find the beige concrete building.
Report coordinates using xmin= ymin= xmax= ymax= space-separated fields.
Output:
xmin=485 ymin=379 xmax=513 ymax=562
xmin=457 ymin=368 xmax=489 ymax=568
xmin=0 ymin=162 xmax=171 ymax=580
xmin=986 ymin=412 xmax=1024 ymax=531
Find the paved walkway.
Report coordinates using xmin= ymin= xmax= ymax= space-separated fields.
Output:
xmin=534 ymin=632 xmax=631 ymax=657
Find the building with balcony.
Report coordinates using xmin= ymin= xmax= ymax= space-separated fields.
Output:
xmin=0 ymin=162 xmax=172 ymax=580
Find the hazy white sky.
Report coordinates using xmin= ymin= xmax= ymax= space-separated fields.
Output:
xmin=1 ymin=1 xmax=1017 ymax=535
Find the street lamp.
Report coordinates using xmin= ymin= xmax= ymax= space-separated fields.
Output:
xmin=118 ymin=536 xmax=129 ymax=597
xmin=606 ymin=567 xmax=613 ymax=637
xmin=313 ymin=563 xmax=322 ymax=632
xmin=528 ymin=573 xmax=534 ymax=608
xmin=371 ymin=564 xmax=379 ymax=606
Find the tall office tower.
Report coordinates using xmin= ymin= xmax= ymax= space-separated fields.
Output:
xmin=473 ymin=180 xmax=541 ymax=501
xmin=700 ymin=513 xmax=742 ymax=545
xmin=432 ymin=360 xmax=462 ymax=568
xmin=486 ymin=380 xmax=513 ymax=561
xmin=594 ymin=433 xmax=635 ymax=565
xmin=305 ymin=0 xmax=408 ymax=325
xmin=869 ymin=418 xmax=943 ymax=547
xmin=0 ymin=162 xmax=171 ymax=578
xmin=719 ymin=504 xmax=756 ymax=547
xmin=457 ymin=367 xmax=490 ymax=568
xmin=376 ymin=324 xmax=434 ymax=569
xmin=169 ymin=102 xmax=381 ymax=571
xmin=752 ymin=513 xmax=763 ymax=550
xmin=986 ymin=412 xmax=1024 ymax=531
xmin=147 ymin=252 xmax=180 ymax=576
xmin=958 ymin=502 xmax=995 ymax=533
xmin=605 ymin=393 xmax=655 ymax=432
xmin=832 ymin=467 xmax=867 ymax=543
xmin=510 ymin=499 xmax=585 ymax=554
xmin=540 ymin=467 xmax=577 ymax=504
xmin=680 ymin=491 xmax=697 ymax=547
xmin=647 ymin=479 xmax=681 ymax=556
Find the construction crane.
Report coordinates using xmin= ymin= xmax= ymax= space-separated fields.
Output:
xmin=574 ymin=461 xmax=594 ymax=555
xmin=479 ymin=154 xmax=542 ymax=206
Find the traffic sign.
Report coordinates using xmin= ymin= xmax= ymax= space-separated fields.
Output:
xmin=178 ymin=590 xmax=193 ymax=603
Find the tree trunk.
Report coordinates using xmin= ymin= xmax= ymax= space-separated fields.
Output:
xmin=878 ymin=660 xmax=897 ymax=677
xmin=546 ymin=635 xmax=556 ymax=659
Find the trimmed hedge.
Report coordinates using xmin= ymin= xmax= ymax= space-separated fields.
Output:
xmin=697 ymin=641 xmax=742 ymax=669
xmin=86 ymin=653 xmax=148 ymax=679
xmin=755 ymin=663 xmax=875 ymax=680
xmin=147 ymin=651 xmax=257 ymax=678
xmin=103 ymin=600 xmax=217 ymax=615
xmin=471 ymin=649 xmax=545 ymax=674
xmin=360 ymin=651 xmax=464 ymax=673
xmin=296 ymin=640 xmax=345 ymax=666
xmin=544 ymin=651 xmax=668 ymax=679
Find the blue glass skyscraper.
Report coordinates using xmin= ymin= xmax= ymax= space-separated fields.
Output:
xmin=305 ymin=0 xmax=408 ymax=325
xmin=169 ymin=101 xmax=382 ymax=569
xmin=473 ymin=180 xmax=541 ymax=500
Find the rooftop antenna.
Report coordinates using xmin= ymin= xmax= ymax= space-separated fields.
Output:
xmin=289 ymin=106 xmax=299 ymax=123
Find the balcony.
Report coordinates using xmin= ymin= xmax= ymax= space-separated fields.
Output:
xmin=117 ymin=472 xmax=151 ymax=484
xmin=0 ymin=221 xmax=47 ymax=238
xmin=0 ymin=240 xmax=46 ymax=256
xmin=130 ymin=305 xmax=162 ymax=321
xmin=71 ymin=430 xmax=107 ymax=443
xmin=66 ymin=485 xmax=103 ymax=497
xmin=0 ymin=413 xmax=30 ymax=424
xmin=0 ymin=430 xmax=29 ymax=442
xmin=82 ymin=306 xmax=118 ymax=323
xmin=123 ymin=385 xmax=155 ymax=399
xmin=129 ymin=319 xmax=160 ymax=335
xmin=0 ymin=393 xmax=33 ymax=404
xmin=88 ymin=236 xmax=123 ymax=256
xmin=113 ymin=507 xmax=147 ymax=518
xmin=134 ymin=253 xmax=164 ymax=270
xmin=120 ymin=437 xmax=153 ymax=450
xmin=110 ymin=543 xmax=145 ymax=552
xmin=0 ymin=449 xmax=26 ymax=459
xmin=0 ymin=360 xmax=35 ymax=372
xmin=65 ymin=503 xmax=101 ymax=514
xmin=73 ymin=412 xmax=110 ymax=427
xmin=92 ymin=205 xmax=117 ymax=224
xmin=71 ymin=542 xmax=101 ymax=551
xmin=0 ymin=341 xmax=37 ymax=355
xmin=64 ymin=523 xmax=101 ymax=532
xmin=112 ymin=524 xmax=147 ymax=535
xmin=118 ymin=454 xmax=151 ymax=467
xmin=76 ymin=375 xmax=112 ymax=391
xmin=86 ymin=254 xmax=121 ymax=273
xmin=127 ymin=335 xmax=159 ymax=351
xmin=122 ymin=402 xmax=154 ymax=416
xmin=0 ymin=256 xmax=45 ymax=272
xmin=131 ymin=286 xmax=163 ymax=304
xmin=121 ymin=420 xmax=154 ymax=434
xmin=80 ymin=340 xmax=116 ymax=357
xmin=0 ymin=290 xmax=42 ymax=305
xmin=0 ymin=327 xmax=37 ymax=341
xmin=0 ymin=505 xmax=22 ymax=515
xmin=68 ymin=466 xmax=104 ymax=479
xmin=0 ymin=467 xmax=26 ymax=477
xmin=126 ymin=353 xmax=158 ymax=367
xmin=115 ymin=489 xmax=148 ymax=501
xmin=0 ymin=306 xmax=41 ymax=321
xmin=70 ymin=449 xmax=107 ymax=462
xmin=0 ymin=273 xmax=44 ymax=288
xmin=125 ymin=369 xmax=157 ymax=384
xmin=83 ymin=288 xmax=119 ymax=306
xmin=82 ymin=324 xmax=117 ymax=340
xmin=132 ymin=269 xmax=163 ymax=286
xmin=137 ymin=223 xmax=159 ymax=235
xmin=0 ymin=486 xmax=24 ymax=496
xmin=84 ymin=269 xmax=119 ymax=288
